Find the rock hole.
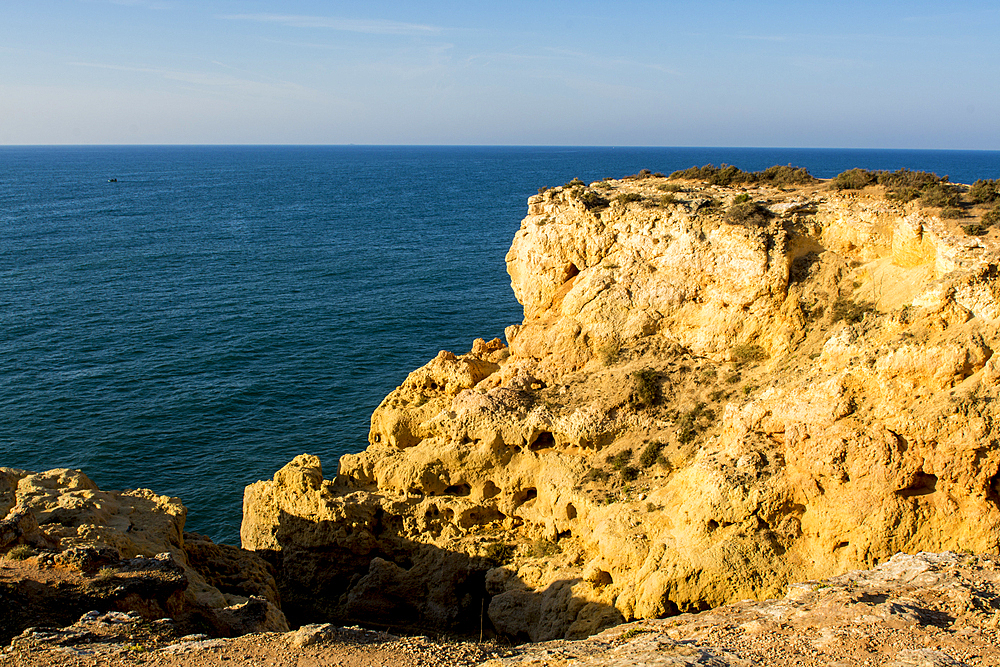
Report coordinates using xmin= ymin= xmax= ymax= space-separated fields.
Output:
xmin=657 ymin=598 xmax=681 ymax=618
xmin=896 ymin=472 xmax=938 ymax=498
xmin=565 ymin=503 xmax=577 ymax=520
xmin=707 ymin=519 xmax=719 ymax=532
xmin=482 ymin=481 xmax=501 ymax=500
xmin=373 ymin=510 xmax=403 ymax=537
xmin=590 ymin=570 xmax=613 ymax=587
xmin=889 ymin=429 xmax=908 ymax=454
xmin=458 ymin=506 xmax=505 ymax=528
xmin=529 ymin=431 xmax=555 ymax=451
xmin=444 ymin=483 xmax=472 ymax=497
xmin=987 ymin=469 xmax=1000 ymax=506
xmin=833 ymin=541 xmax=849 ymax=551
xmin=513 ymin=488 xmax=537 ymax=509
xmin=563 ymin=263 xmax=580 ymax=282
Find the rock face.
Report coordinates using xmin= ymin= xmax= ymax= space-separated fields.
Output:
xmin=241 ymin=174 xmax=1000 ymax=641
xmin=0 ymin=466 xmax=287 ymax=642
xmin=502 ymin=551 xmax=1000 ymax=666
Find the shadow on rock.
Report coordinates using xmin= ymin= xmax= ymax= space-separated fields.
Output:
xmin=250 ymin=508 xmax=623 ymax=643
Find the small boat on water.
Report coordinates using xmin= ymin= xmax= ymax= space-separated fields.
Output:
xmin=108 ymin=178 xmax=117 ymax=182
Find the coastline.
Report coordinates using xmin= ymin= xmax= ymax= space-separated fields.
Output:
xmin=6 ymin=163 xmax=1000 ymax=665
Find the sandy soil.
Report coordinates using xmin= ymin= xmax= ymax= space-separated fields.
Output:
xmin=3 ymin=622 xmax=509 ymax=667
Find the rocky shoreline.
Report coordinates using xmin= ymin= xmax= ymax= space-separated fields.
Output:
xmin=5 ymin=167 xmax=1000 ymax=663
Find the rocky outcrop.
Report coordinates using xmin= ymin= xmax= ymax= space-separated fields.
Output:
xmin=502 ymin=551 xmax=1000 ymax=666
xmin=241 ymin=174 xmax=1000 ymax=641
xmin=8 ymin=552 xmax=995 ymax=666
xmin=0 ymin=466 xmax=287 ymax=642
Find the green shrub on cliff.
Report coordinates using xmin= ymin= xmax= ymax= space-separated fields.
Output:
xmin=831 ymin=297 xmax=876 ymax=324
xmin=831 ymin=168 xmax=878 ymax=190
xmin=831 ymin=168 xmax=951 ymax=204
xmin=879 ymin=168 xmax=944 ymax=193
xmin=606 ymin=449 xmax=633 ymax=470
xmin=670 ymin=164 xmax=744 ymax=186
xmin=963 ymin=222 xmax=991 ymax=236
xmin=963 ymin=206 xmax=1000 ymax=236
xmin=984 ymin=207 xmax=1000 ymax=226
xmin=583 ymin=468 xmax=610 ymax=483
xmin=631 ymin=368 xmax=661 ymax=407
xmin=639 ymin=441 xmax=665 ymax=467
xmin=597 ymin=338 xmax=622 ymax=365
xmin=530 ymin=539 xmax=560 ymax=558
xmin=676 ymin=403 xmax=713 ymax=445
xmin=724 ymin=201 xmax=773 ymax=226
xmin=970 ymin=179 xmax=1000 ymax=204
xmin=485 ymin=542 xmax=516 ymax=566
xmin=614 ymin=192 xmax=643 ymax=205
xmin=4 ymin=545 xmax=34 ymax=561
xmin=918 ymin=182 xmax=961 ymax=208
xmin=756 ymin=164 xmax=817 ymax=186
xmin=730 ymin=344 xmax=768 ymax=364
xmin=669 ymin=164 xmax=815 ymax=187
xmin=580 ymin=190 xmax=609 ymax=210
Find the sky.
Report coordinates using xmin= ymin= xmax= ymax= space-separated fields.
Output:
xmin=2 ymin=1 xmax=999 ymax=148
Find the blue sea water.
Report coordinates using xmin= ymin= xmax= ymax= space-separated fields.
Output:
xmin=2 ymin=145 xmax=999 ymax=545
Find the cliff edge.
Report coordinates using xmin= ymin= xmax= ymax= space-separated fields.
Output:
xmin=0 ymin=467 xmax=287 ymax=643
xmin=241 ymin=168 xmax=1000 ymax=641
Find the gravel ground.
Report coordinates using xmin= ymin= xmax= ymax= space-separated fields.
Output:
xmin=2 ymin=619 xmax=510 ymax=667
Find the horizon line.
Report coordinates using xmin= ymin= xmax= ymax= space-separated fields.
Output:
xmin=3 ymin=144 xmax=1000 ymax=152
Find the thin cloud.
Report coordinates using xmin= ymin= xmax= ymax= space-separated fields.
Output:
xmin=86 ymin=0 xmax=175 ymax=9
xmin=261 ymin=38 xmax=350 ymax=51
xmin=541 ymin=47 xmax=680 ymax=76
xmin=67 ymin=61 xmax=307 ymax=96
xmin=730 ymin=31 xmax=929 ymax=45
xmin=901 ymin=8 xmax=1000 ymax=23
xmin=220 ymin=14 xmax=440 ymax=36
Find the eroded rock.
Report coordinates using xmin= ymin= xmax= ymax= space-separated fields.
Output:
xmin=241 ymin=176 xmax=1000 ymax=641
xmin=0 ymin=468 xmax=287 ymax=642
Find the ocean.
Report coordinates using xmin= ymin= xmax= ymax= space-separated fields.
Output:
xmin=3 ymin=145 xmax=999 ymax=544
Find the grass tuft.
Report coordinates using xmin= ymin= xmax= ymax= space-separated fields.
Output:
xmin=5 ymin=545 xmax=35 ymax=561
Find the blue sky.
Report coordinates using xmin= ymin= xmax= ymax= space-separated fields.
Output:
xmin=2 ymin=1 xmax=999 ymax=147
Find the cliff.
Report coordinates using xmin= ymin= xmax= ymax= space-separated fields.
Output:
xmin=240 ymin=170 xmax=1000 ymax=641
xmin=0 ymin=466 xmax=287 ymax=643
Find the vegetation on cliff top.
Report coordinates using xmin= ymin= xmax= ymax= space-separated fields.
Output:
xmin=830 ymin=169 xmax=1000 ymax=235
xmin=830 ymin=167 xmax=961 ymax=206
xmin=669 ymin=163 xmax=817 ymax=187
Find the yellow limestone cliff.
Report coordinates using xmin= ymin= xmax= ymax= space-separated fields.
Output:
xmin=241 ymin=172 xmax=1000 ymax=641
